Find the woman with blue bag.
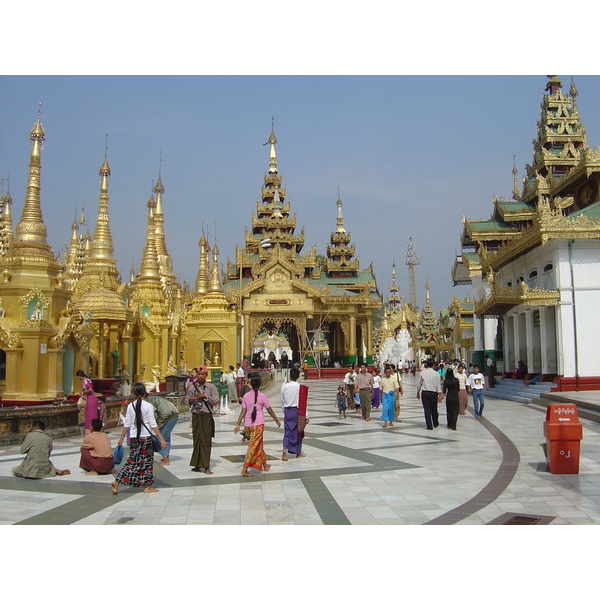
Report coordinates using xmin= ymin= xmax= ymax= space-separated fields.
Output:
xmin=111 ymin=383 xmax=167 ymax=495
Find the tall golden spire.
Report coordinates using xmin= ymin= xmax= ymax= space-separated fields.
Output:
xmin=152 ymin=166 xmax=175 ymax=284
xmin=138 ymin=196 xmax=161 ymax=281
xmin=194 ymin=231 xmax=210 ymax=296
xmin=91 ymin=152 xmax=115 ymax=262
xmin=77 ymin=144 xmax=119 ymax=291
xmin=132 ymin=195 xmax=168 ymax=320
xmin=208 ymin=241 xmax=222 ymax=293
xmin=14 ymin=105 xmax=52 ymax=255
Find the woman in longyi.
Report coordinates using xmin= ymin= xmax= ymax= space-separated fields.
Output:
xmin=234 ymin=374 xmax=280 ymax=477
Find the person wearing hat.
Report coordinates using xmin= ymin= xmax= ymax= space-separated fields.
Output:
xmin=186 ymin=365 xmax=219 ymax=474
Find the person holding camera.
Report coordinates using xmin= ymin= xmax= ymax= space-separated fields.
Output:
xmin=187 ymin=365 xmax=219 ymax=474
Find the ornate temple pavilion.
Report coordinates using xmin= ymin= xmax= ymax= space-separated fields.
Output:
xmin=223 ymin=125 xmax=381 ymax=367
xmin=0 ymin=115 xmax=381 ymax=405
xmin=453 ymin=76 xmax=600 ymax=390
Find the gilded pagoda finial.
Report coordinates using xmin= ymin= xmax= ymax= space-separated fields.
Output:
xmin=195 ymin=230 xmax=210 ymax=296
xmin=512 ymin=155 xmax=519 ymax=200
xmin=545 ymin=75 xmax=562 ymax=95
xmin=265 ymin=118 xmax=278 ymax=174
xmin=138 ymin=194 xmax=161 ymax=281
xmin=154 ymin=151 xmax=164 ymax=195
xmin=336 ymin=189 xmax=346 ymax=233
xmin=14 ymin=105 xmax=51 ymax=251
xmin=570 ymin=77 xmax=578 ymax=99
xmin=208 ymin=240 xmax=223 ymax=293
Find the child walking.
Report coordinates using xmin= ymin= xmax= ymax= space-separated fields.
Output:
xmin=336 ymin=385 xmax=347 ymax=419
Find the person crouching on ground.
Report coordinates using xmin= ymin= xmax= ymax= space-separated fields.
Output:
xmin=234 ymin=374 xmax=281 ymax=477
xmin=13 ymin=421 xmax=70 ymax=478
xmin=80 ymin=418 xmax=114 ymax=475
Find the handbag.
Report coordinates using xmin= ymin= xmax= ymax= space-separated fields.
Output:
xmin=142 ymin=422 xmax=163 ymax=452
xmin=113 ymin=444 xmax=124 ymax=465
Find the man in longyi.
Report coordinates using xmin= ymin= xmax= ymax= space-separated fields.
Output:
xmin=280 ymin=367 xmax=308 ymax=461
xmin=187 ymin=365 xmax=219 ymax=474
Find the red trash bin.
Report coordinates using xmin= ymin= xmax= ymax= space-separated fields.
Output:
xmin=543 ymin=403 xmax=583 ymax=474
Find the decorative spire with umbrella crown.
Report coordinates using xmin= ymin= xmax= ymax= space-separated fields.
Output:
xmin=194 ymin=231 xmax=210 ymax=296
xmin=267 ymin=118 xmax=278 ymax=174
xmin=152 ymin=161 xmax=175 ymax=284
xmin=14 ymin=104 xmax=52 ymax=255
xmin=138 ymin=195 xmax=160 ymax=281
xmin=208 ymin=241 xmax=223 ymax=293
xmin=335 ymin=188 xmax=346 ymax=234
xmin=77 ymin=140 xmax=119 ymax=292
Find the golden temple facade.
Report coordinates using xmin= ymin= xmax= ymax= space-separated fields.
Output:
xmin=0 ymin=116 xmax=381 ymax=405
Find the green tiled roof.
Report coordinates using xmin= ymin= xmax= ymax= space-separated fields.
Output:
xmin=468 ymin=219 xmax=517 ymax=231
xmin=569 ymin=201 xmax=600 ymax=220
xmin=462 ymin=252 xmax=480 ymax=263
xmin=496 ymin=201 xmax=534 ymax=213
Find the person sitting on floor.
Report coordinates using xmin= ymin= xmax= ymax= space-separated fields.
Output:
xmin=79 ymin=418 xmax=115 ymax=475
xmin=12 ymin=421 xmax=71 ymax=479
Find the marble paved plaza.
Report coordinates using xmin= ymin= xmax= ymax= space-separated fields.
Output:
xmin=1 ymin=374 xmax=600 ymax=526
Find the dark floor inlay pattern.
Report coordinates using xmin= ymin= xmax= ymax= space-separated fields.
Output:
xmin=487 ymin=512 xmax=556 ymax=525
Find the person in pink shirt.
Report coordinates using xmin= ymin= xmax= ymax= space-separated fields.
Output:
xmin=234 ymin=374 xmax=280 ymax=477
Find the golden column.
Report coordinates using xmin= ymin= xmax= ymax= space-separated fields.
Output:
xmin=348 ymin=314 xmax=357 ymax=363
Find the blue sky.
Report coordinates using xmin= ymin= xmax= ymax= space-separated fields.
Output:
xmin=2 ymin=74 xmax=600 ymax=311
xmin=2 ymin=4 xmax=600 ymax=314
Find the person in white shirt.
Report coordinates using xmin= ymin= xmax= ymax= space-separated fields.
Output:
xmin=343 ymin=366 xmax=356 ymax=410
xmin=280 ymin=367 xmax=306 ymax=461
xmin=112 ymin=383 xmax=167 ymax=495
xmin=236 ymin=363 xmax=245 ymax=395
xmin=466 ymin=364 xmax=485 ymax=421
xmin=416 ymin=359 xmax=443 ymax=430
xmin=372 ymin=368 xmax=381 ymax=409
xmin=455 ymin=364 xmax=469 ymax=415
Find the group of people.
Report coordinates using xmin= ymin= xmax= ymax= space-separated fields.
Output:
xmin=12 ymin=353 xmax=495 ymax=493
xmin=416 ymin=359 xmax=487 ymax=430
xmin=336 ymin=358 xmax=490 ymax=432
xmin=340 ymin=364 xmax=404 ymax=425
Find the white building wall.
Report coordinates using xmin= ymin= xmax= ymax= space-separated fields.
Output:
xmin=499 ymin=238 xmax=600 ymax=378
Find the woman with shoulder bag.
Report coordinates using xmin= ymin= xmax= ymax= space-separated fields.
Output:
xmin=111 ymin=383 xmax=167 ymax=495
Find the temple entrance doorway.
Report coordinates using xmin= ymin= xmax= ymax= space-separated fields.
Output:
xmin=249 ymin=317 xmax=301 ymax=369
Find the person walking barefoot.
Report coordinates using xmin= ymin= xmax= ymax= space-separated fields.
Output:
xmin=111 ymin=383 xmax=167 ymax=495
xmin=234 ymin=374 xmax=280 ymax=477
